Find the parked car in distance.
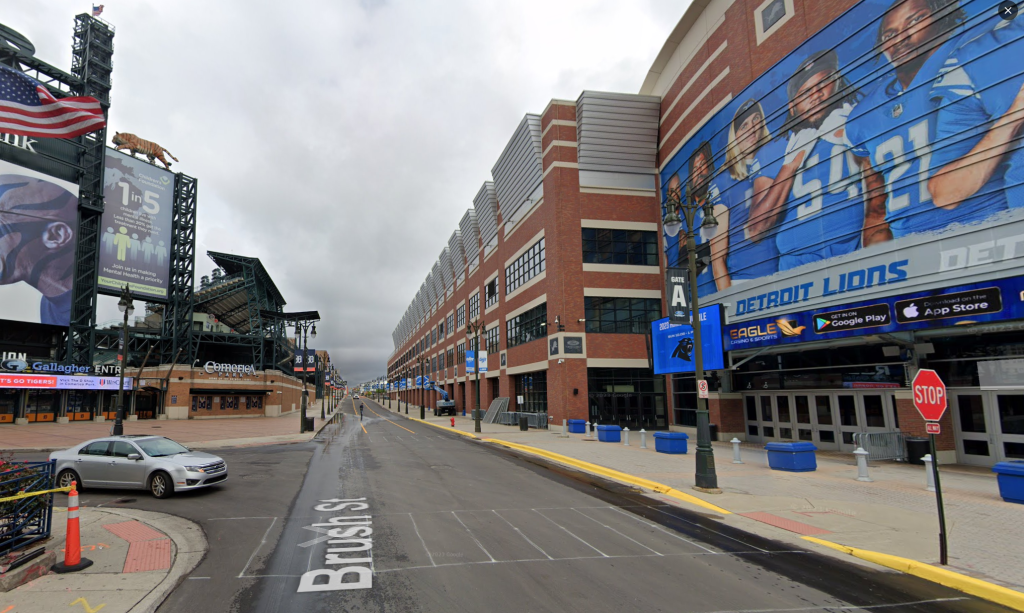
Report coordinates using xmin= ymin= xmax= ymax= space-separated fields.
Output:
xmin=49 ymin=435 xmax=227 ymax=499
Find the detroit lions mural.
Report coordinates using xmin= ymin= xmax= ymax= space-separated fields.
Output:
xmin=662 ymin=0 xmax=1024 ymax=322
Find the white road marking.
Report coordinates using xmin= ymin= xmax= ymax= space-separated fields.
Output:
xmin=451 ymin=511 xmax=495 ymax=563
xmin=492 ymin=510 xmax=552 ymax=560
xmin=572 ymin=508 xmax=662 ymax=555
xmin=533 ymin=508 xmax=608 ymax=557
xmin=696 ymin=598 xmax=970 ymax=613
xmin=606 ymin=506 xmax=717 ymax=554
xmin=237 ymin=517 xmax=277 ymax=578
xmin=641 ymin=502 xmax=770 ymax=553
xmin=408 ymin=513 xmax=436 ymax=567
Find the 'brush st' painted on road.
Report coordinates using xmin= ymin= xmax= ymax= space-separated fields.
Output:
xmin=297 ymin=497 xmax=374 ymax=593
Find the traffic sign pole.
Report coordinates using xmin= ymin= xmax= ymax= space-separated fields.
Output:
xmin=913 ymin=369 xmax=949 ymax=566
xmin=929 ymin=432 xmax=948 ymax=565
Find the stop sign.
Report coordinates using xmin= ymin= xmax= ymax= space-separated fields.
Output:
xmin=912 ymin=369 xmax=947 ymax=421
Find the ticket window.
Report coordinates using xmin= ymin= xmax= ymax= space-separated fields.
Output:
xmin=0 ymin=390 xmax=18 ymax=423
xmin=26 ymin=390 xmax=59 ymax=422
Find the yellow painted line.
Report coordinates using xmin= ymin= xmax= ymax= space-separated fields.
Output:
xmin=482 ymin=438 xmax=730 ymax=515
xmin=801 ymin=537 xmax=1024 ymax=611
xmin=364 ymin=405 xmax=416 ymax=433
xmin=411 ymin=417 xmax=478 ymax=439
xmin=360 ymin=422 xmax=367 ymax=434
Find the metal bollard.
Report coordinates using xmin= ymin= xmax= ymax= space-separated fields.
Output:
xmin=623 ymin=427 xmax=630 ymax=446
xmin=731 ymin=438 xmax=744 ymax=464
xmin=592 ymin=422 xmax=599 ymax=438
xmin=923 ymin=454 xmax=936 ymax=492
xmin=853 ymin=447 xmax=873 ymax=482
xmin=585 ymin=421 xmax=591 ymax=438
xmin=561 ymin=419 xmax=569 ymax=438
xmin=640 ymin=429 xmax=647 ymax=449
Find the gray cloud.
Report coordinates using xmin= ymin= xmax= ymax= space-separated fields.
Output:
xmin=8 ymin=0 xmax=681 ymax=384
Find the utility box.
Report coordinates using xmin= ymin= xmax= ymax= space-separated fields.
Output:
xmin=597 ymin=425 xmax=622 ymax=443
xmin=653 ymin=431 xmax=689 ymax=454
xmin=567 ymin=419 xmax=586 ymax=434
xmin=993 ymin=460 xmax=1024 ymax=504
xmin=765 ymin=442 xmax=817 ymax=472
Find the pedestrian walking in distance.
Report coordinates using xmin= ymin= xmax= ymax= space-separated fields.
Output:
xmin=359 ymin=402 xmax=364 ymax=420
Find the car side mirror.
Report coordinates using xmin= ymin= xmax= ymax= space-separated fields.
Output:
xmin=127 ymin=453 xmax=141 ymax=461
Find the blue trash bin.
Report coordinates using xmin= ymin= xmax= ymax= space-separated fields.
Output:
xmin=596 ymin=425 xmax=621 ymax=443
xmin=765 ymin=442 xmax=817 ymax=472
xmin=653 ymin=431 xmax=689 ymax=454
xmin=567 ymin=419 xmax=587 ymax=434
xmin=993 ymin=460 xmax=1024 ymax=504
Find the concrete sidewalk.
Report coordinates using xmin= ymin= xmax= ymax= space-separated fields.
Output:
xmin=377 ymin=399 xmax=1024 ymax=594
xmin=0 ymin=398 xmax=342 ymax=452
xmin=4 ymin=506 xmax=206 ymax=613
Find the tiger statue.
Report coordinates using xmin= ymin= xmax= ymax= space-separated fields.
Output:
xmin=111 ymin=132 xmax=179 ymax=170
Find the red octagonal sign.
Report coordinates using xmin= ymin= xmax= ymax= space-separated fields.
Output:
xmin=912 ymin=369 xmax=947 ymax=422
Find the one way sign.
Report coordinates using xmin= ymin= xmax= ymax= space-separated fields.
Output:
xmin=666 ymin=267 xmax=690 ymax=325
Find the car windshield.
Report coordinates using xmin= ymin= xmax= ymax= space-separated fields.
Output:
xmin=136 ymin=438 xmax=190 ymax=458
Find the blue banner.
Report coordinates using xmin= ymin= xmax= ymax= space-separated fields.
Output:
xmin=652 ymin=305 xmax=725 ymax=374
xmin=466 ymin=350 xmax=476 ymax=374
xmin=725 ymin=275 xmax=1024 ymax=351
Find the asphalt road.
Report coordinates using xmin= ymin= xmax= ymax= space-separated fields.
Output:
xmin=15 ymin=398 xmax=1016 ymax=612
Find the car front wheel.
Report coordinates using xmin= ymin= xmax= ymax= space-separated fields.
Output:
xmin=149 ymin=471 xmax=173 ymax=499
xmin=56 ymin=469 xmax=81 ymax=491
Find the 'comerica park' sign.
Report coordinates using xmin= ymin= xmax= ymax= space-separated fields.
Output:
xmin=204 ymin=361 xmax=257 ymax=376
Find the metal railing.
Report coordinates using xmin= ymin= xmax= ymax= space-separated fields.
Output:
xmin=0 ymin=460 xmax=57 ymax=555
xmin=852 ymin=431 xmax=907 ymax=461
xmin=497 ymin=411 xmax=549 ymax=429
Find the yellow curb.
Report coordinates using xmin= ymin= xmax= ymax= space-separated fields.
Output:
xmin=483 ymin=438 xmax=730 ymax=515
xmin=801 ymin=537 xmax=1024 ymax=612
xmin=411 ymin=417 xmax=478 ymax=439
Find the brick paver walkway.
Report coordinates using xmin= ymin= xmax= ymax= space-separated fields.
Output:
xmin=376 ymin=399 xmax=1024 ymax=592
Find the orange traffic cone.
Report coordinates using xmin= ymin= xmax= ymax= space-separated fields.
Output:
xmin=53 ymin=481 xmax=93 ymax=573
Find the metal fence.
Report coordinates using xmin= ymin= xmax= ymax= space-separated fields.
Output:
xmin=852 ymin=431 xmax=907 ymax=461
xmin=497 ymin=411 xmax=549 ymax=429
xmin=0 ymin=460 xmax=56 ymax=555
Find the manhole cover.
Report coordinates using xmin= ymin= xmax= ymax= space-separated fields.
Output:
xmin=241 ymin=474 xmax=270 ymax=480
xmin=430 ymin=465 xmax=452 ymax=470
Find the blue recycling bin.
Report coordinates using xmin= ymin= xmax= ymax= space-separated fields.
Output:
xmin=765 ymin=442 xmax=818 ymax=472
xmin=596 ymin=424 xmax=621 ymax=443
xmin=567 ymin=419 xmax=587 ymax=434
xmin=653 ymin=431 xmax=689 ymax=454
xmin=992 ymin=460 xmax=1024 ymax=504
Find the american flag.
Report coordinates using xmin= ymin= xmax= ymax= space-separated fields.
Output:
xmin=0 ymin=65 xmax=105 ymax=139
xmin=92 ymin=4 xmax=104 ymax=17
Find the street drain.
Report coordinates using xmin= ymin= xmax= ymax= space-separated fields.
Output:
xmin=114 ymin=498 xmax=137 ymax=504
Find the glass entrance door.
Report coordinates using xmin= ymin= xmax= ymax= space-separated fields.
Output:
xmin=953 ymin=391 xmax=1024 ymax=466
xmin=744 ymin=391 xmax=899 ymax=451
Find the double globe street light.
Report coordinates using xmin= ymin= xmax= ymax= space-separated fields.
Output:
xmin=111 ymin=285 xmax=134 ymax=436
xmin=465 ymin=318 xmax=485 ymax=434
xmin=663 ymin=184 xmax=720 ymax=492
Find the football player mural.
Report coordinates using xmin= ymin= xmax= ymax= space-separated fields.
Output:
xmin=661 ymin=0 xmax=1024 ymax=302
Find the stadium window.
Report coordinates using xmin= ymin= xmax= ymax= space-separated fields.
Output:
xmin=754 ymin=0 xmax=794 ymax=44
xmin=457 ymin=305 xmax=466 ymax=329
xmin=584 ymin=297 xmax=662 ymax=334
xmin=485 ymin=326 xmax=500 ymax=355
xmin=468 ymin=293 xmax=480 ymax=322
xmin=446 ymin=349 xmax=454 ymax=370
xmin=506 ymin=302 xmax=547 ymax=348
xmin=485 ymin=277 xmax=499 ymax=308
xmin=581 ymin=228 xmax=658 ymax=266
xmin=456 ymin=342 xmax=466 ymax=364
xmin=446 ymin=313 xmax=454 ymax=337
xmin=505 ymin=238 xmax=545 ymax=295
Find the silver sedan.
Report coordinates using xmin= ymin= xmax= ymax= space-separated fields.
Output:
xmin=49 ymin=435 xmax=228 ymax=499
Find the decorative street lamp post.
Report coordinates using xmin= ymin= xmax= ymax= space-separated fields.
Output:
xmin=294 ymin=321 xmax=317 ymax=433
xmin=466 ymin=318 xmax=485 ymax=434
xmin=416 ymin=356 xmax=429 ymax=420
xmin=111 ymin=285 xmax=134 ymax=436
xmin=663 ymin=182 xmax=720 ymax=492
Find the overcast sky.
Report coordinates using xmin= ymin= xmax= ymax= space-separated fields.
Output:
xmin=8 ymin=0 xmax=685 ymax=384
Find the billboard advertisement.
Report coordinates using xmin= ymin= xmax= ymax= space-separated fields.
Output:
xmin=661 ymin=0 xmax=1024 ymax=324
xmin=0 ymin=159 xmax=79 ymax=326
xmin=99 ymin=148 xmax=174 ymax=300
xmin=725 ymin=274 xmax=1024 ymax=351
xmin=652 ymin=306 xmax=725 ymax=374
xmin=0 ymin=373 xmax=133 ymax=391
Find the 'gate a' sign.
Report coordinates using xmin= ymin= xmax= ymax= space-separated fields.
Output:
xmin=666 ymin=267 xmax=690 ymax=325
